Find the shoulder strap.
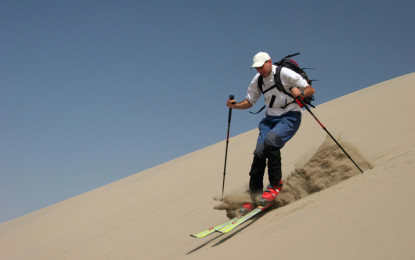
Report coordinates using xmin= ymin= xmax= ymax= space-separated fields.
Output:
xmin=257 ymin=76 xmax=264 ymax=93
xmin=274 ymin=66 xmax=295 ymax=99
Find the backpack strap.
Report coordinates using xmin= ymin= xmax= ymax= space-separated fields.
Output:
xmin=274 ymin=66 xmax=299 ymax=109
xmin=274 ymin=66 xmax=295 ymax=98
xmin=249 ymin=105 xmax=266 ymax=114
xmin=258 ymin=76 xmax=264 ymax=93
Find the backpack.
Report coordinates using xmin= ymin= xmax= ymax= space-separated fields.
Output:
xmin=250 ymin=52 xmax=316 ymax=114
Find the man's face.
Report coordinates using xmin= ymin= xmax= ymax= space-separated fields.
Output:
xmin=255 ymin=60 xmax=272 ymax=77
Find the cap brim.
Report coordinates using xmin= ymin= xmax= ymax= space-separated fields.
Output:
xmin=251 ymin=61 xmax=265 ymax=69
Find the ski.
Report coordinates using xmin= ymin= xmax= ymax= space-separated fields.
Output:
xmin=190 ymin=202 xmax=275 ymax=238
xmin=217 ymin=202 xmax=275 ymax=234
xmin=190 ymin=216 xmax=240 ymax=238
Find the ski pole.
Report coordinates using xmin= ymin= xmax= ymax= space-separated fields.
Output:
xmin=222 ymin=95 xmax=234 ymax=200
xmin=292 ymin=89 xmax=364 ymax=174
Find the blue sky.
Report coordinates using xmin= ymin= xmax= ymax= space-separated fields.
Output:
xmin=1 ymin=0 xmax=414 ymax=223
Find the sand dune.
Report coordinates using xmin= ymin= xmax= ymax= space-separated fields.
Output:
xmin=1 ymin=73 xmax=414 ymax=259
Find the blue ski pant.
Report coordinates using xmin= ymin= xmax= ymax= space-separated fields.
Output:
xmin=249 ymin=111 xmax=302 ymax=193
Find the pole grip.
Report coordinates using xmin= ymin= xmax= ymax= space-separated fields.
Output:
xmin=228 ymin=95 xmax=234 ymax=124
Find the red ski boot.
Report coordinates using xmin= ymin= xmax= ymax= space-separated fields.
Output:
xmin=239 ymin=202 xmax=255 ymax=215
xmin=260 ymin=181 xmax=283 ymax=205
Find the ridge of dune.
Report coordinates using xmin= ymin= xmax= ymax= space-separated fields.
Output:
xmin=0 ymin=73 xmax=414 ymax=260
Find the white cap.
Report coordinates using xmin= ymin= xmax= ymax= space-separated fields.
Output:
xmin=251 ymin=52 xmax=271 ymax=68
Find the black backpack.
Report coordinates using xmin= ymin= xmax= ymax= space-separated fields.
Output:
xmin=250 ymin=52 xmax=316 ymax=114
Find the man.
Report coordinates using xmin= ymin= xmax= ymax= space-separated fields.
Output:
xmin=226 ymin=52 xmax=315 ymax=205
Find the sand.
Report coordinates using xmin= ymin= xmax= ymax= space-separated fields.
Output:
xmin=1 ymin=73 xmax=414 ymax=259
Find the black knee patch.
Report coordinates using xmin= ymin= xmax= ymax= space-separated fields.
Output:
xmin=264 ymin=132 xmax=283 ymax=150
